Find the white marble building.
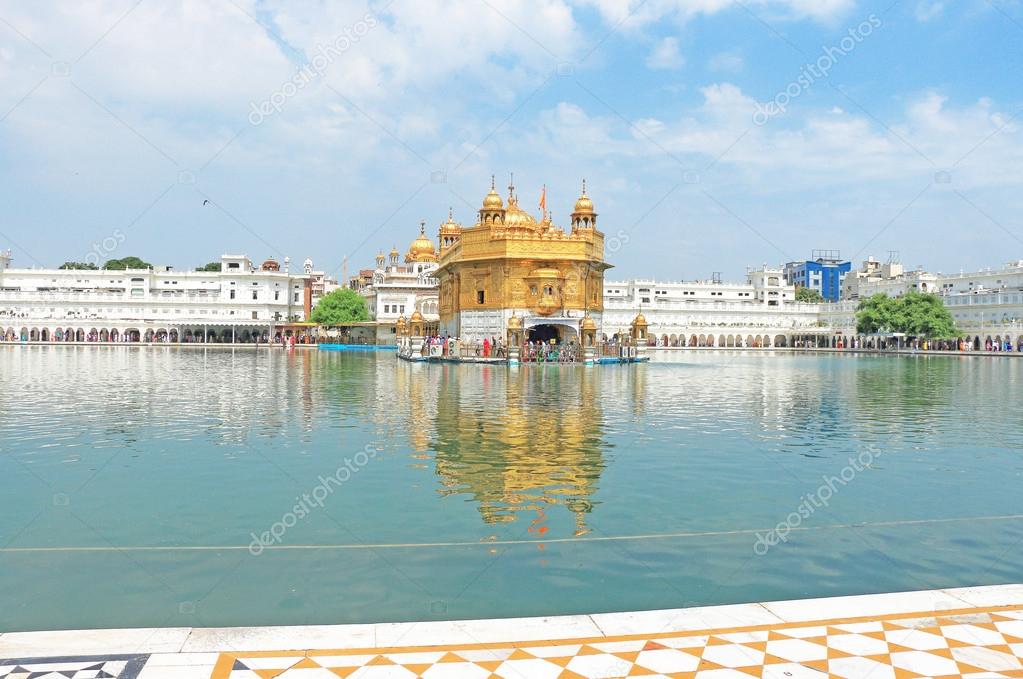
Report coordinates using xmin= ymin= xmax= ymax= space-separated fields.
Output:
xmin=602 ymin=267 xmax=824 ymax=347
xmin=0 ymin=250 xmax=311 ymax=342
xmin=358 ymin=225 xmax=441 ymax=343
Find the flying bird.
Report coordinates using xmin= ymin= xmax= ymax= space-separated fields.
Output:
xmin=202 ymin=199 xmax=210 ymax=206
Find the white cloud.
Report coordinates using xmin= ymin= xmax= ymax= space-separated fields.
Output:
xmin=915 ymin=1 xmax=945 ymax=21
xmin=708 ymin=51 xmax=744 ymax=73
xmin=646 ymin=37 xmax=685 ymax=69
xmin=573 ymin=0 xmax=855 ymax=28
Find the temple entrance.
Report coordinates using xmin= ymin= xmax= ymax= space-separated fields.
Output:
xmin=528 ymin=324 xmax=561 ymax=344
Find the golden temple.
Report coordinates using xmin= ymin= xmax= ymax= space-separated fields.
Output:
xmin=434 ymin=175 xmax=611 ymax=344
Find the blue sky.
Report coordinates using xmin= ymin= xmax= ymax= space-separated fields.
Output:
xmin=0 ymin=0 xmax=1021 ymax=281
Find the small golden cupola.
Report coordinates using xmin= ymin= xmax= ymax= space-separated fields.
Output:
xmin=479 ymin=175 xmax=505 ymax=226
xmin=406 ymin=220 xmax=437 ymax=263
xmin=388 ymin=245 xmax=400 ymax=266
xmin=438 ymin=207 xmax=461 ymax=254
xmin=375 ymin=251 xmax=386 ymax=268
xmin=571 ymin=179 xmax=597 ymax=232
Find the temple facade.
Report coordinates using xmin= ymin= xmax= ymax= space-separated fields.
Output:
xmin=434 ymin=176 xmax=610 ymax=344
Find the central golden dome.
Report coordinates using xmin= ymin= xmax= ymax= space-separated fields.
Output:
xmin=503 ymin=195 xmax=539 ymax=230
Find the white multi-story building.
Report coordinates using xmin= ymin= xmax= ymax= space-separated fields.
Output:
xmin=0 ymin=250 xmax=311 ymax=342
xmin=602 ymin=267 xmax=824 ymax=347
xmin=358 ymin=224 xmax=440 ymax=343
xmin=302 ymin=257 xmax=339 ymax=307
xmin=838 ymin=256 xmax=1023 ymax=346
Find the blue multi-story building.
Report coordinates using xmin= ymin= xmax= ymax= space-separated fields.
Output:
xmin=783 ymin=251 xmax=851 ymax=302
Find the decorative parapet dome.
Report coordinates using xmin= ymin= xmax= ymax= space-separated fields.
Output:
xmin=571 ymin=179 xmax=597 ymax=232
xmin=260 ymin=257 xmax=280 ymax=271
xmin=581 ymin=314 xmax=597 ymax=331
xmin=507 ymin=313 xmax=523 ymax=330
xmin=482 ymin=176 xmax=504 ymax=210
xmin=410 ymin=310 xmax=424 ymax=322
xmin=632 ymin=312 xmax=648 ymax=327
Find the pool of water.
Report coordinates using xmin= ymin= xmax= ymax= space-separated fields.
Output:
xmin=1 ymin=346 xmax=1021 ymax=631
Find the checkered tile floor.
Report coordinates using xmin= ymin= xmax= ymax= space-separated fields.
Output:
xmin=0 ymin=657 xmax=142 ymax=679
xmin=210 ymin=605 xmax=1023 ymax=678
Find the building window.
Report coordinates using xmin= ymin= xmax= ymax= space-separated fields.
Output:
xmin=274 ymin=291 xmax=280 ymax=300
xmin=477 ymin=290 xmax=485 ymax=304
xmin=252 ymin=291 xmax=258 ymax=300
xmin=400 ymin=305 xmax=405 ymax=313
xmin=293 ymin=292 xmax=299 ymax=302
xmin=229 ymin=290 xmax=235 ymax=300
xmin=252 ymin=311 xmax=258 ymax=319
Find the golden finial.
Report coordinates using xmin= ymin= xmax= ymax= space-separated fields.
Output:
xmin=582 ymin=178 xmax=587 ymax=195
xmin=448 ymin=206 xmax=453 ymax=220
xmin=419 ymin=219 xmax=426 ymax=234
xmin=491 ymin=174 xmax=496 ymax=190
xmin=508 ymin=172 xmax=515 ymax=199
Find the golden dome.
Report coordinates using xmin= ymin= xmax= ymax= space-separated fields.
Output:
xmin=410 ymin=310 xmax=424 ymax=322
xmin=503 ymin=196 xmax=539 ymax=230
xmin=389 ymin=245 xmax=400 ymax=258
xmin=406 ymin=221 xmax=437 ymax=262
xmin=581 ymin=314 xmax=596 ymax=331
xmin=507 ymin=313 xmax=522 ymax=329
xmin=573 ymin=179 xmax=595 ymax=214
xmin=632 ymin=313 xmax=648 ymax=326
xmin=482 ymin=175 xmax=503 ymax=210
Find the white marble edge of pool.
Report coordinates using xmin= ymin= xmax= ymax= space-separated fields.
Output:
xmin=1 ymin=584 xmax=1022 ymax=658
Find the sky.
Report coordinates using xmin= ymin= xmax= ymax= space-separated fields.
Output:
xmin=0 ymin=0 xmax=1021 ymax=282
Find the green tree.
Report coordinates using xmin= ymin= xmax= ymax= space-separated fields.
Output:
xmin=58 ymin=261 xmax=99 ymax=270
xmin=196 ymin=261 xmax=221 ymax=271
xmin=855 ymin=292 xmax=958 ymax=338
xmin=795 ymin=286 xmax=825 ymax=303
xmin=310 ymin=288 xmax=370 ymax=325
xmin=104 ymin=256 xmax=152 ymax=270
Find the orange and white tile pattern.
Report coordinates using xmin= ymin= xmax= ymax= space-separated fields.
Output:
xmin=209 ymin=605 xmax=1023 ymax=678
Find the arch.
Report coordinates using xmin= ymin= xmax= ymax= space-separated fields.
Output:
xmin=663 ymin=333 xmax=670 ymax=346
xmin=689 ymin=334 xmax=698 ymax=347
xmin=763 ymin=336 xmax=772 ymax=348
xmin=29 ymin=328 xmax=40 ymax=341
xmin=169 ymin=329 xmax=179 ymax=343
xmin=110 ymin=328 xmax=120 ymax=342
xmin=726 ymin=335 xmax=735 ymax=347
xmin=698 ymin=334 xmax=706 ymax=347
xmin=144 ymin=329 xmax=155 ymax=342
xmin=155 ymin=329 xmax=168 ymax=342
xmin=54 ymin=327 xmax=63 ymax=341
xmin=774 ymin=334 xmax=787 ymax=348
xmin=99 ymin=328 xmax=109 ymax=342
xmin=718 ymin=334 xmax=726 ymax=347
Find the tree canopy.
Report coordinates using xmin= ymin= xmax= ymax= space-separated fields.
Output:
xmin=59 ymin=261 xmax=99 ymax=270
xmin=103 ymin=256 xmax=152 ymax=270
xmin=196 ymin=261 xmax=221 ymax=271
xmin=795 ymin=286 xmax=825 ymax=303
xmin=855 ymin=292 xmax=959 ymax=338
xmin=310 ymin=288 xmax=370 ymax=325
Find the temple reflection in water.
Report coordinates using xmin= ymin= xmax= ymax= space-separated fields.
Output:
xmin=393 ymin=362 xmax=618 ymax=534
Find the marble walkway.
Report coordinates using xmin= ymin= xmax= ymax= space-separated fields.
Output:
xmin=2 ymin=585 xmax=1023 ymax=678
